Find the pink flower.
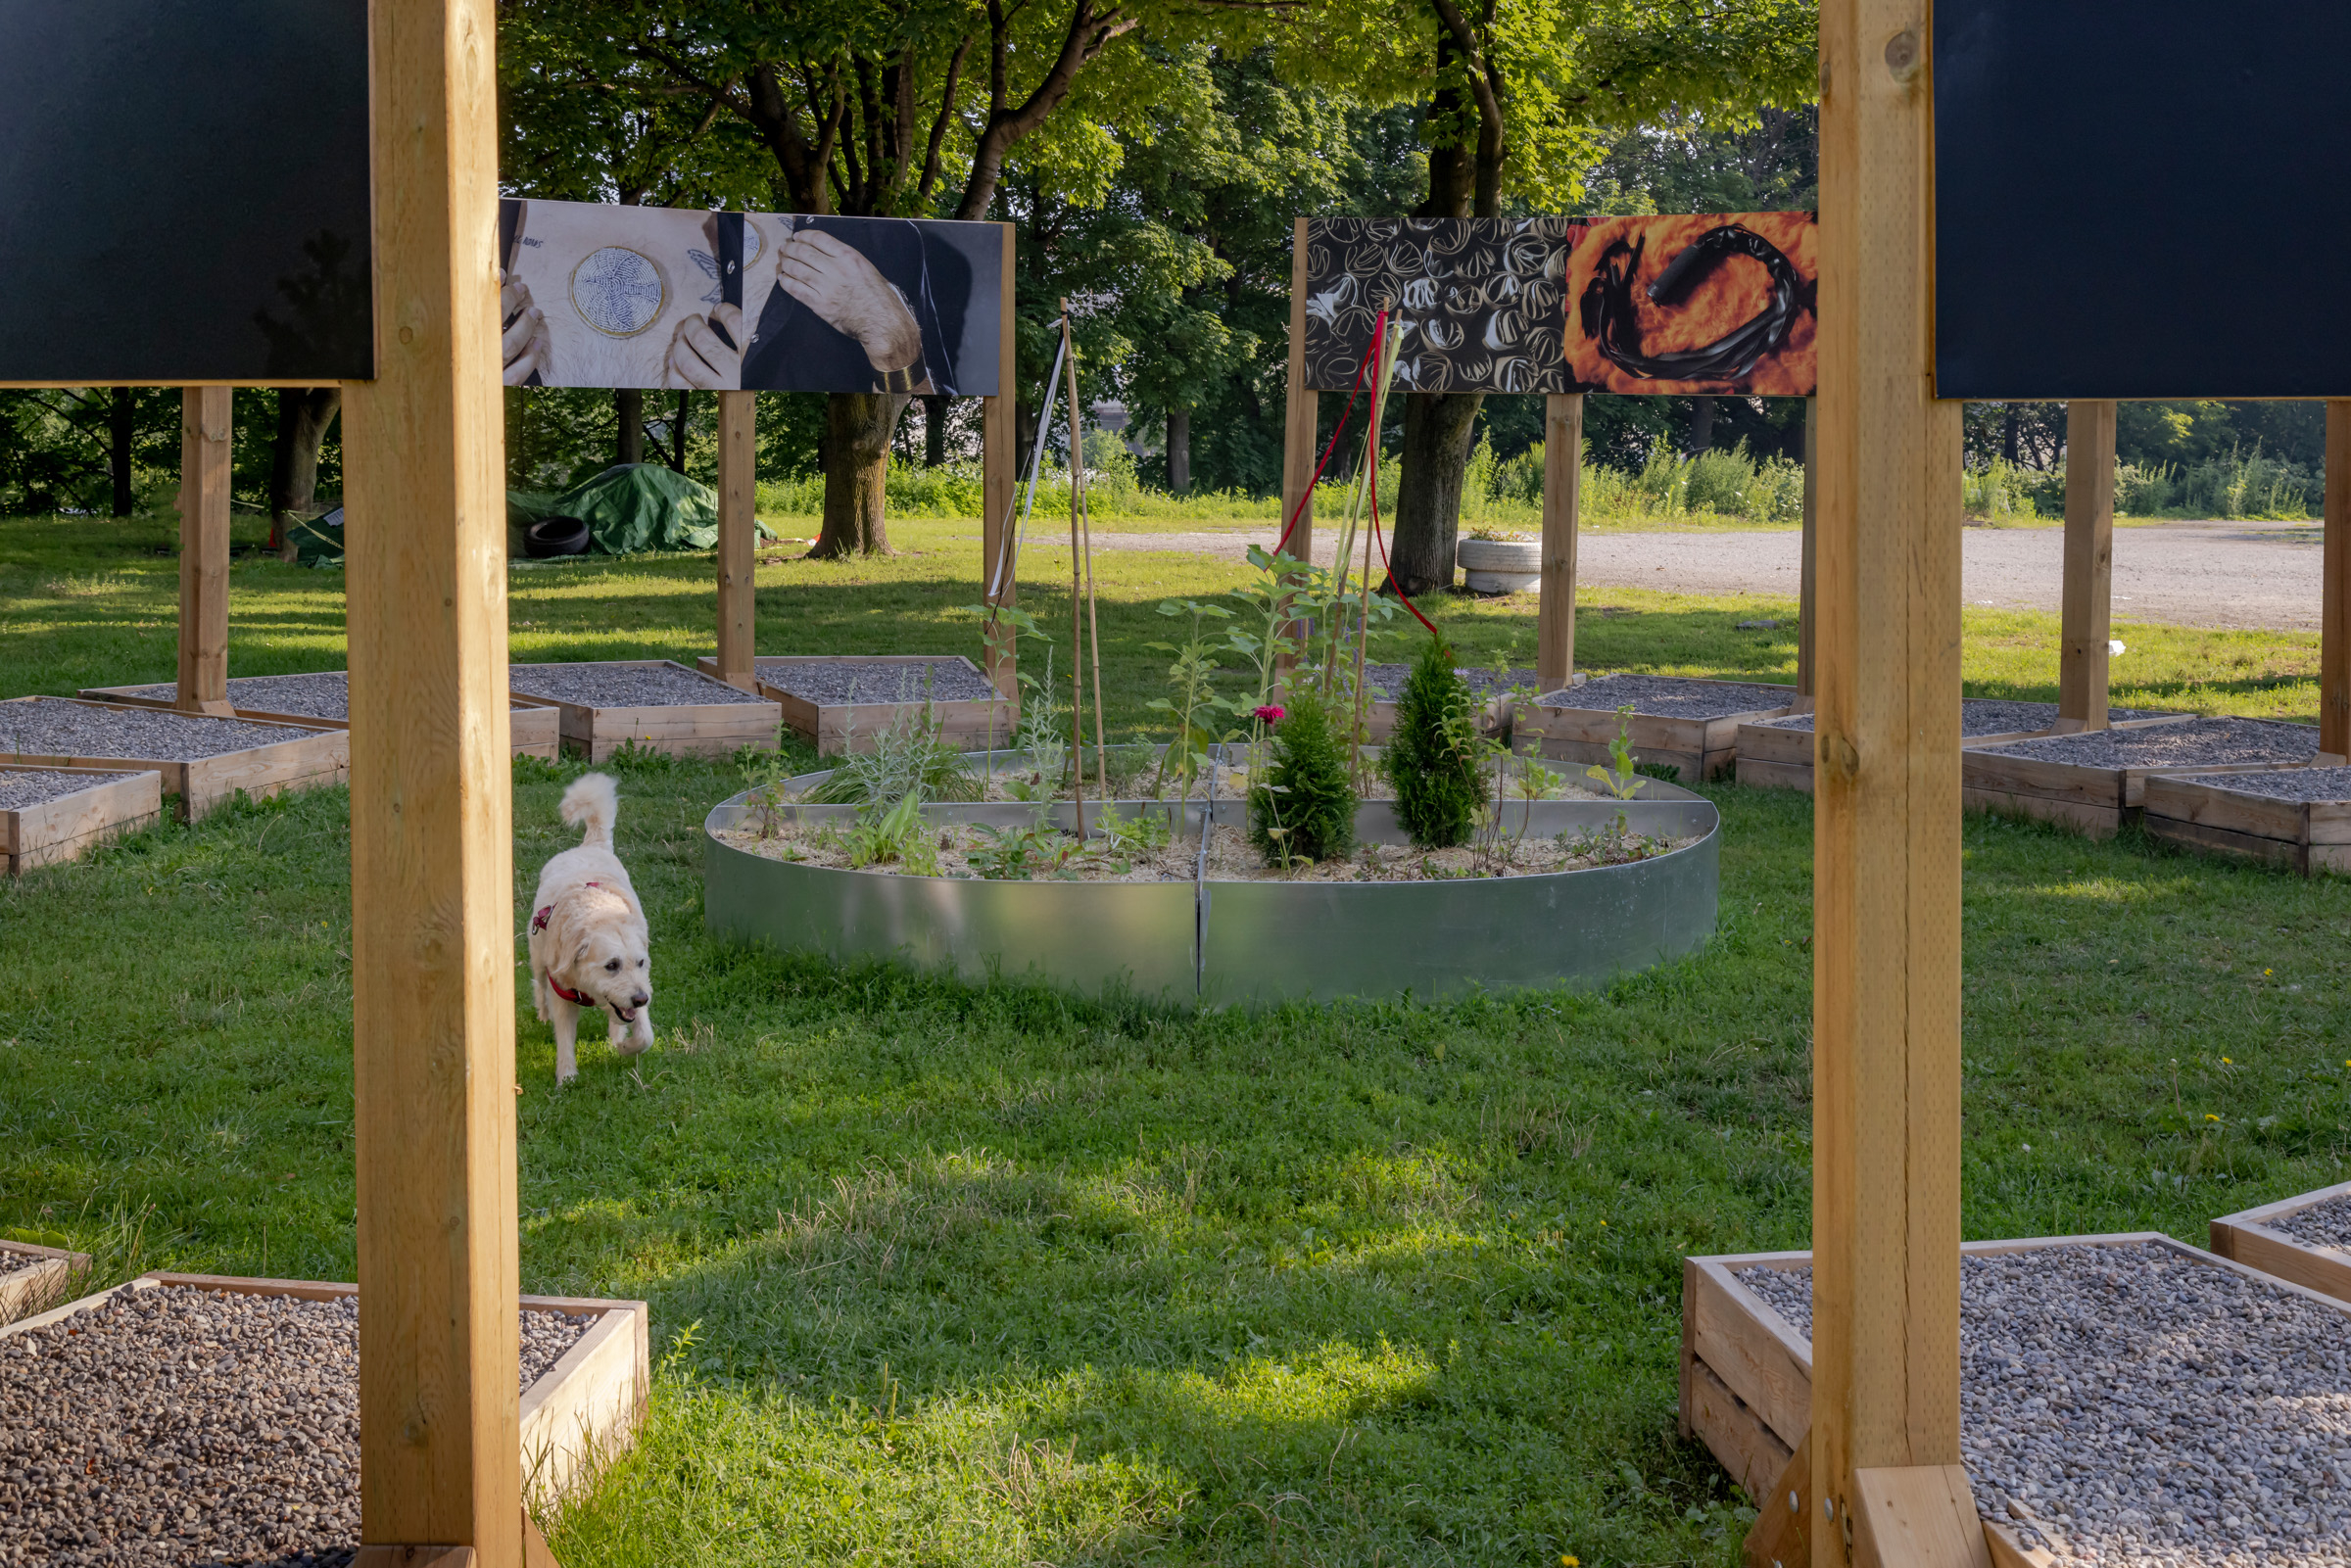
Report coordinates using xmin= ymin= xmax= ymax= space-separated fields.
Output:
xmin=1254 ymin=704 xmax=1286 ymax=723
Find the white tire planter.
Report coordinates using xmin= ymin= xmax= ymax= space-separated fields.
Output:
xmin=1457 ymin=537 xmax=1541 ymax=594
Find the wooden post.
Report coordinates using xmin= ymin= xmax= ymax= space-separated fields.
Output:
xmin=715 ymin=391 xmax=757 ymax=691
xmin=980 ymin=222 xmax=1019 ymax=695
xmin=1536 ymin=392 xmax=1582 ymax=689
xmin=2058 ymin=400 xmax=2117 ymax=729
xmin=342 ymin=0 xmax=522 ymax=1561
xmin=1279 ymin=216 xmax=1316 ymax=567
xmin=1799 ymin=397 xmax=1818 ymax=699
xmin=2323 ymin=402 xmax=2351 ymax=758
xmin=176 ymin=386 xmax=233 ymax=715
xmin=1813 ymin=1 xmax=1978 ymax=1562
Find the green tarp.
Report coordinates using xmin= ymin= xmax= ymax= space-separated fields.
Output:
xmin=512 ymin=463 xmax=719 ymax=554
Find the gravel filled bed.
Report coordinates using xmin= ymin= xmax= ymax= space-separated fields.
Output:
xmin=1533 ymin=673 xmax=1795 ymax=719
xmin=114 ymin=675 xmax=355 ymax=723
xmin=0 ymin=1248 xmax=50 ymax=1275
xmin=0 ymin=1285 xmax=590 ymax=1566
xmin=754 ymin=658 xmax=999 ymax=705
xmin=1359 ymin=664 xmax=1539 ymax=701
xmin=2272 ymin=1194 xmax=2351 ymax=1248
xmin=1977 ymin=716 xmax=2320 ymax=769
xmin=0 ymin=700 xmax=308 ymax=761
xmin=0 ymin=769 xmax=139 ymax=811
xmin=508 ymin=661 xmax=765 ymax=707
xmin=1736 ymin=1242 xmax=2351 ymax=1564
xmin=2168 ymin=766 xmax=2351 ymax=803
xmin=1756 ymin=701 xmax=2170 ymax=737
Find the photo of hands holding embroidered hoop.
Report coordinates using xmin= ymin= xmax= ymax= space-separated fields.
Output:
xmin=498 ymin=199 xmax=1004 ymax=396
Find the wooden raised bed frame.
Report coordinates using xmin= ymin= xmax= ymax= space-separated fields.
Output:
xmin=2210 ymin=1179 xmax=2351 ymax=1304
xmin=2143 ymin=773 xmax=2351 ymax=875
xmin=81 ymin=680 xmax=561 ymax=761
xmin=696 ymin=653 xmax=1014 ymax=757
xmin=1 ymin=1270 xmax=648 ymax=1508
xmin=1681 ymin=1230 xmax=2347 ymax=1568
xmin=1731 ymin=712 xmax=2183 ymax=795
xmin=1961 ymin=721 xmax=2329 ymax=839
xmin=0 ymin=1238 xmax=92 ymax=1320
xmin=1515 ymin=678 xmax=1802 ymax=783
xmin=0 ymin=696 xmax=347 ymax=823
xmin=2 ymin=765 xmax=163 ymax=875
xmin=511 ymin=659 xmax=781 ymax=761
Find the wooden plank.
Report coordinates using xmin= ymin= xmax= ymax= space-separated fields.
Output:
xmin=2143 ymin=811 xmax=2307 ymax=873
xmin=5 ymin=768 xmax=163 ymax=874
xmin=177 ymin=386 xmax=234 ymax=716
xmin=981 ymin=221 xmax=1019 ymax=695
xmin=1799 ymin=398 xmax=1817 ymax=698
xmin=2208 ymin=1218 xmax=2351 ymax=1303
xmin=1689 ymin=1355 xmax=1795 ymax=1505
xmin=1961 ymin=785 xmax=2123 ymax=839
xmin=1813 ymin=1 xmax=1966 ymax=1551
xmin=1737 ymin=723 xmax=1817 ymax=771
xmin=1279 ymin=216 xmax=1315 ymax=579
xmin=0 ymin=1240 xmax=91 ymax=1320
xmin=714 ymin=391 xmax=756 ymax=691
xmin=1739 ymin=756 xmax=1817 ymax=794
xmin=342 ymin=0 xmax=520 ymax=1555
xmin=1536 ymin=393 xmax=1582 ymax=689
xmin=353 ymin=1548 xmax=474 ymax=1568
xmin=1849 ymin=1465 xmax=1991 ymax=1568
xmin=518 ymin=1301 xmax=649 ymax=1507
xmin=2327 ymin=402 xmax=2351 ymax=757
xmin=1982 ymin=1522 xmax=2058 ymax=1568
xmin=1744 ymin=1437 xmax=1811 ymax=1568
xmin=2057 ymin=401 xmax=2116 ymax=729
xmin=2212 ymin=1175 xmax=2351 ymax=1231
xmin=1688 ymin=1255 xmax=1814 ymax=1447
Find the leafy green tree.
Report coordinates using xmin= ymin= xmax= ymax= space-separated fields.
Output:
xmin=1249 ymin=689 xmax=1358 ymax=865
xmin=1383 ymin=636 xmax=1483 ymax=847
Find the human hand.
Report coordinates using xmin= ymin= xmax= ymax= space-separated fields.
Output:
xmin=774 ymin=229 xmax=922 ymax=373
xmin=500 ymin=269 xmax=551 ymax=385
xmin=664 ymin=303 xmax=744 ymax=390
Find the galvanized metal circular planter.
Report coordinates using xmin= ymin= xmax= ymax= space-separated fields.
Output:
xmin=702 ymin=755 xmax=1720 ymax=1006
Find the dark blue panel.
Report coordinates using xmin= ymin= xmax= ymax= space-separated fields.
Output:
xmin=0 ymin=0 xmax=372 ymax=382
xmin=1935 ymin=2 xmax=2351 ymax=399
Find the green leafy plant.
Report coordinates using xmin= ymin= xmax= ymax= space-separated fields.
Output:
xmin=810 ymin=684 xmax=981 ymax=808
xmin=842 ymin=790 xmax=942 ymax=876
xmin=967 ymin=820 xmax=1080 ymax=880
xmin=1095 ymin=805 xmax=1172 ymax=859
xmin=1584 ymin=706 xmax=1647 ymax=801
xmin=1007 ymin=643 xmax=1069 ymax=801
xmin=1249 ymin=690 xmax=1357 ymax=867
xmin=740 ymin=747 xmax=797 ymax=839
xmin=1143 ymin=598 xmax=1235 ymax=796
xmin=1384 ymin=638 xmax=1484 ymax=848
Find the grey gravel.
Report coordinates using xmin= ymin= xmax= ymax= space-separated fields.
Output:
xmin=0 ymin=1248 xmax=50 ymax=1275
xmin=1534 ymin=673 xmax=1796 ymax=718
xmin=754 ymin=658 xmax=998 ymax=705
xmin=1756 ymin=701 xmax=2169 ymax=738
xmin=0 ymin=769 xmax=140 ymax=811
xmin=1977 ymin=716 xmax=2321 ymax=769
xmin=0 ymin=700 xmax=311 ymax=762
xmin=0 ymin=1286 xmax=589 ymax=1566
xmin=508 ymin=661 xmax=765 ymax=707
xmin=1736 ymin=1242 xmax=2351 ymax=1565
xmin=2273 ymin=1194 xmax=2351 ymax=1249
xmin=1360 ymin=664 xmax=1541 ymax=701
xmin=114 ymin=675 xmax=355 ymax=723
xmin=2169 ymin=766 xmax=2351 ymax=804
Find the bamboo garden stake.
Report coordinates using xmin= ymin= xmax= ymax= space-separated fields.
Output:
xmin=1349 ymin=319 xmax=1400 ymax=784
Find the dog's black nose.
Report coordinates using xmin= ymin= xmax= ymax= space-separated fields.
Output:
xmin=630 ymin=991 xmax=649 ymax=1008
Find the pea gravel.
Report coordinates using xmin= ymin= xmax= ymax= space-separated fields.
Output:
xmin=0 ymin=700 xmax=307 ymax=762
xmin=1735 ymin=1242 xmax=2351 ymax=1564
xmin=113 ymin=675 xmax=355 ymax=723
xmin=752 ymin=658 xmax=999 ymax=705
xmin=1533 ymin=673 xmax=1795 ymax=719
xmin=508 ymin=661 xmax=765 ymax=707
xmin=2272 ymin=1194 xmax=2351 ymax=1249
xmin=0 ymin=1247 xmax=49 ymax=1275
xmin=1359 ymin=664 xmax=1539 ymax=701
xmin=0 ymin=1286 xmax=588 ymax=1566
xmin=1977 ymin=716 xmax=2320 ymax=769
xmin=0 ymin=769 xmax=141 ymax=812
xmin=1757 ymin=700 xmax=2169 ymax=737
xmin=2169 ymin=766 xmax=2351 ymax=804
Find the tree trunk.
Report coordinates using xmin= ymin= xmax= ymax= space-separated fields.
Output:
xmin=665 ymin=390 xmax=691 ymax=472
xmin=1385 ymin=391 xmax=1481 ymax=596
xmin=1167 ymin=407 xmax=1191 ymax=495
xmin=109 ymin=387 xmax=135 ymax=517
xmin=809 ymin=392 xmax=905 ymax=557
xmin=1689 ymin=396 xmax=1716 ymax=454
xmin=924 ymin=395 xmax=949 ymax=466
xmin=2001 ymin=404 xmax=2019 ymax=464
xmin=616 ymin=388 xmax=644 ymax=465
xmin=269 ymin=387 xmax=341 ymax=559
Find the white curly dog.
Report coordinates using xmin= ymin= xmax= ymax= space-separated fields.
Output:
xmin=529 ymin=774 xmax=653 ymax=1083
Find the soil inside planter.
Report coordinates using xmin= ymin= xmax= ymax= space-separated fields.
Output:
xmin=2272 ymin=1193 xmax=2351 ymax=1247
xmin=0 ymin=701 xmax=307 ymax=761
xmin=509 ymin=662 xmax=766 ymax=707
xmin=754 ymin=658 xmax=999 ymax=704
xmin=1757 ymin=700 xmax=2167 ymax=737
xmin=0 ymin=1286 xmax=589 ymax=1567
xmin=1532 ymin=673 xmax=1794 ymax=719
xmin=787 ymin=752 xmax=1614 ymax=809
xmin=717 ymin=815 xmax=1689 ymax=883
xmin=0 ymin=769 xmax=140 ymax=811
xmin=1736 ymin=1241 xmax=2351 ymax=1564
xmin=1977 ymin=716 xmax=2320 ymax=769
xmin=2170 ymin=765 xmax=2351 ymax=803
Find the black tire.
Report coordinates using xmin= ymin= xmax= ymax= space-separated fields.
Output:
xmin=523 ymin=515 xmax=592 ymax=558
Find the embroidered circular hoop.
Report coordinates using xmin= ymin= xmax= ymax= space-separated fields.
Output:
xmin=570 ymin=247 xmax=667 ymax=339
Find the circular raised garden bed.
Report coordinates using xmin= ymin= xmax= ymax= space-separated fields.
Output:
xmin=702 ymin=752 xmax=1719 ymax=1004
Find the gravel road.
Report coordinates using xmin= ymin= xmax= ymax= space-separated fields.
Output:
xmin=1087 ymin=520 xmax=2328 ymax=632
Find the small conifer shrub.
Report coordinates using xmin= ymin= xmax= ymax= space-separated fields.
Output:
xmin=1249 ymin=689 xmax=1358 ymax=865
xmin=1383 ymin=636 xmax=1483 ymax=847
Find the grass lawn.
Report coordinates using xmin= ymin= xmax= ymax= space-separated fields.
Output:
xmin=5 ymin=510 xmax=2351 ymax=1565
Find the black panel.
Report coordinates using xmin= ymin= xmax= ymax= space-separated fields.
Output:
xmin=1936 ymin=2 xmax=2351 ymax=400
xmin=0 ymin=0 xmax=372 ymax=383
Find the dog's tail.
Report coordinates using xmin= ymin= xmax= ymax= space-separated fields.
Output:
xmin=559 ymin=773 xmax=619 ymax=850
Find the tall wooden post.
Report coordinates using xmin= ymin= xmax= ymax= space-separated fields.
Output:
xmin=980 ymin=221 xmax=1019 ymax=694
xmin=1279 ymin=216 xmax=1317 ymax=567
xmin=1814 ymin=2 xmax=1983 ymax=1563
xmin=715 ymin=391 xmax=757 ymax=690
xmin=343 ymin=0 xmax=521 ymax=1560
xmin=176 ymin=386 xmax=233 ymax=715
xmin=1536 ymin=393 xmax=1582 ymax=689
xmin=2058 ymin=400 xmax=2117 ymax=729
xmin=1799 ymin=397 xmax=1818 ymax=699
xmin=2323 ymin=403 xmax=2351 ymax=758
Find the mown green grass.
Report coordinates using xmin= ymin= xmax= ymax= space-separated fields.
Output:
xmin=5 ymin=510 xmax=2351 ymax=1565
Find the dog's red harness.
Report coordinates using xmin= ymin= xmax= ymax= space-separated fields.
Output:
xmin=535 ymin=882 xmax=606 ymax=1008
